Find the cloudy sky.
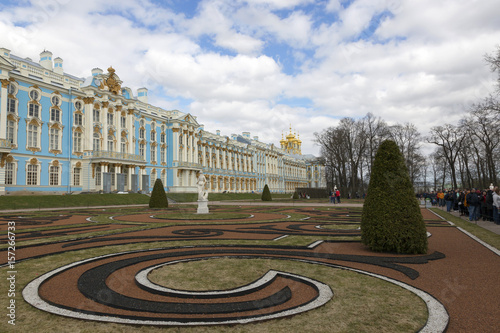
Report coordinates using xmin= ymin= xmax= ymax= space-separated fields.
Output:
xmin=1 ymin=0 xmax=499 ymax=155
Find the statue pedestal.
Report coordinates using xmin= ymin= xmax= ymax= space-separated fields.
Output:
xmin=197 ymin=200 xmax=209 ymax=214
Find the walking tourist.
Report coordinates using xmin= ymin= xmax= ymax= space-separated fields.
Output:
xmin=492 ymin=187 xmax=500 ymax=225
xmin=466 ymin=189 xmax=480 ymax=222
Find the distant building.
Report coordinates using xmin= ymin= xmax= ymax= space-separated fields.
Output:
xmin=0 ymin=48 xmax=324 ymax=195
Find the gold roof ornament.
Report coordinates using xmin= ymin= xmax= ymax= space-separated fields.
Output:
xmin=101 ymin=66 xmax=122 ymax=95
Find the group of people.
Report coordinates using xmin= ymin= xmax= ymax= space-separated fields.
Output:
xmin=329 ymin=187 xmax=341 ymax=204
xmin=419 ymin=185 xmax=500 ymax=225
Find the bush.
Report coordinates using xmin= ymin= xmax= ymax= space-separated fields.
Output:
xmin=361 ymin=140 xmax=428 ymax=254
xmin=149 ymin=178 xmax=168 ymax=208
xmin=261 ymin=184 xmax=272 ymax=201
xmin=293 ymin=191 xmax=299 ymax=200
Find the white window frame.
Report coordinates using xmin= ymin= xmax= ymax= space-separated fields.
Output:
xmin=27 ymin=123 xmax=41 ymax=149
xmin=26 ymin=163 xmax=40 ymax=186
xmin=74 ymin=113 xmax=83 ymax=126
xmin=95 ymin=166 xmax=101 ymax=186
xmin=4 ymin=162 xmax=16 ymax=185
xmin=73 ymin=167 xmax=81 ymax=186
xmin=151 ymin=144 xmax=156 ymax=163
xmin=93 ymin=132 xmax=101 ymax=151
xmin=107 ymin=112 xmax=114 ymax=126
xmin=93 ymin=109 xmax=100 ymax=123
xmin=73 ymin=131 xmax=82 ymax=153
xmin=49 ymin=165 xmax=60 ymax=186
xmin=107 ymin=135 xmax=114 ymax=152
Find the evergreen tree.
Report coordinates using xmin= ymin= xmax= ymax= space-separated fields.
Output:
xmin=361 ymin=140 xmax=428 ymax=254
xmin=261 ymin=184 xmax=272 ymax=201
xmin=149 ymin=178 xmax=169 ymax=208
xmin=293 ymin=191 xmax=300 ymax=200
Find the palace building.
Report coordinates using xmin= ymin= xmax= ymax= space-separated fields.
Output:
xmin=0 ymin=48 xmax=325 ymax=195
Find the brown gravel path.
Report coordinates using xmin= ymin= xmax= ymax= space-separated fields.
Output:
xmin=4 ymin=206 xmax=500 ymax=331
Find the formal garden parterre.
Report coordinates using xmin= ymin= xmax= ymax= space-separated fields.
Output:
xmin=0 ymin=204 xmax=499 ymax=332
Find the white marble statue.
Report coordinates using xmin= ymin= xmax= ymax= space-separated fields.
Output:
xmin=197 ymin=171 xmax=208 ymax=201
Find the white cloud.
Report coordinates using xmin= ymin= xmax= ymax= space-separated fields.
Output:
xmin=1 ymin=0 xmax=499 ymax=157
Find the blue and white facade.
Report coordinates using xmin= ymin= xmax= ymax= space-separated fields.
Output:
xmin=0 ymin=48 xmax=324 ymax=195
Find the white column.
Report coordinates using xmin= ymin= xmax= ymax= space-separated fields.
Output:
xmin=127 ymin=109 xmax=134 ymax=154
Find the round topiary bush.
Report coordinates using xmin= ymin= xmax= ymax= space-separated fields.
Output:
xmin=149 ymin=178 xmax=169 ymax=209
xmin=361 ymin=140 xmax=428 ymax=254
xmin=261 ymin=184 xmax=272 ymax=201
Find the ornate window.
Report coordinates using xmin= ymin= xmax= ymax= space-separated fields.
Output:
xmin=50 ymin=98 xmax=61 ymax=123
xmin=161 ymin=147 xmax=166 ymax=164
xmin=139 ymin=143 xmax=145 ymax=158
xmin=49 ymin=127 xmax=60 ymax=151
xmin=160 ymin=125 xmax=166 ymax=143
xmin=121 ymin=115 xmax=126 ymax=128
xmin=95 ymin=166 xmax=101 ymax=186
xmin=151 ymin=144 xmax=157 ymax=163
xmin=49 ymin=165 xmax=60 ymax=186
xmin=74 ymin=113 xmax=83 ymax=126
xmin=75 ymin=100 xmax=83 ymax=112
xmin=73 ymin=167 xmax=81 ymax=186
xmin=28 ymin=89 xmax=41 ymax=118
xmin=27 ymin=121 xmax=41 ymax=150
xmin=150 ymin=130 xmax=156 ymax=142
xmin=73 ymin=130 xmax=82 ymax=153
xmin=26 ymin=163 xmax=39 ymax=186
xmin=7 ymin=83 xmax=17 ymax=114
xmin=121 ymin=137 xmax=127 ymax=153
xmin=93 ymin=109 xmax=100 ymax=123
xmin=4 ymin=161 xmax=15 ymax=185
xmin=107 ymin=135 xmax=114 ymax=152
xmin=6 ymin=119 xmax=15 ymax=144
xmin=107 ymin=112 xmax=114 ymax=126
xmin=93 ymin=132 xmax=101 ymax=151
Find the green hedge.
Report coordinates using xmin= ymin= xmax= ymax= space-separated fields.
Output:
xmin=149 ymin=179 xmax=169 ymax=208
xmin=361 ymin=140 xmax=428 ymax=254
xmin=261 ymin=184 xmax=272 ymax=201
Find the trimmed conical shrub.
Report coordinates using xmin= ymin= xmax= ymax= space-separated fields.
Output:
xmin=149 ymin=178 xmax=168 ymax=208
xmin=261 ymin=184 xmax=272 ymax=201
xmin=361 ymin=140 xmax=428 ymax=254
xmin=293 ymin=191 xmax=299 ymax=200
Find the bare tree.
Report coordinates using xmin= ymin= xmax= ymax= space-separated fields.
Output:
xmin=427 ymin=124 xmax=466 ymax=189
xmin=389 ymin=122 xmax=425 ymax=184
xmin=464 ymin=100 xmax=500 ymax=185
xmin=363 ymin=113 xmax=390 ymax=175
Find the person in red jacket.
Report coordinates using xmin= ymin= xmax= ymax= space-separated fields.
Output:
xmin=335 ymin=188 xmax=341 ymax=204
